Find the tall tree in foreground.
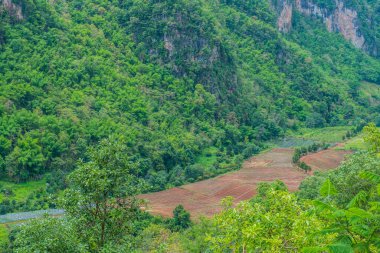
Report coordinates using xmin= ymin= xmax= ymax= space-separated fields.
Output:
xmin=61 ymin=136 xmax=144 ymax=251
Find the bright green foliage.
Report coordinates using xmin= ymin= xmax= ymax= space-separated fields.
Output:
xmin=1 ymin=0 xmax=380 ymax=250
xmin=8 ymin=126 xmax=380 ymax=252
xmin=310 ymin=175 xmax=380 ymax=253
xmin=0 ymin=0 xmax=379 ymax=191
xmin=0 ymin=224 xmax=8 ymax=249
xmin=135 ymin=224 xmax=182 ymax=253
xmin=340 ymin=135 xmax=368 ymax=151
xmin=364 ymin=123 xmax=380 ymax=153
xmin=0 ymin=178 xmax=46 ymax=202
xmin=319 ymin=178 xmax=338 ymax=198
xmin=4 ymin=134 xmax=45 ymax=182
xmin=291 ymin=126 xmax=358 ymax=143
xmin=202 ymin=190 xmax=330 ymax=252
xmin=0 ymin=178 xmax=52 ymax=214
xmin=12 ymin=216 xmax=86 ymax=253
xmin=61 ymin=137 xmax=143 ymax=250
xmin=178 ymin=125 xmax=380 ymax=252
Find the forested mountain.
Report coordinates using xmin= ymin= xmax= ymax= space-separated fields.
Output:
xmin=1 ymin=0 xmax=379 ymax=188
xmin=1 ymin=0 xmax=380 ymax=252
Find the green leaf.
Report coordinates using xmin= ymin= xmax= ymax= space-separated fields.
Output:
xmin=372 ymin=238 xmax=380 ymax=250
xmin=353 ymin=242 xmax=370 ymax=253
xmin=319 ymin=227 xmax=345 ymax=235
xmin=346 ymin=207 xmax=372 ymax=219
xmin=320 ymin=179 xmax=337 ymax=197
xmin=327 ymin=243 xmax=354 ymax=253
xmin=314 ymin=200 xmax=337 ymax=213
xmin=302 ymin=246 xmax=327 ymax=253
xmin=359 ymin=171 xmax=380 ymax=184
xmin=332 ymin=210 xmax=346 ymax=218
xmin=368 ymin=201 xmax=380 ymax=212
xmin=346 ymin=191 xmax=368 ymax=208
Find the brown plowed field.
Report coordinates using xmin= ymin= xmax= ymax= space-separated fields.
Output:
xmin=139 ymin=147 xmax=350 ymax=218
xmin=300 ymin=148 xmax=352 ymax=171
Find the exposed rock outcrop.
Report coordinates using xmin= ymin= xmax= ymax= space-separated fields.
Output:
xmin=1 ymin=0 xmax=23 ymax=20
xmin=127 ymin=0 xmax=239 ymax=102
xmin=277 ymin=1 xmax=293 ymax=33
xmin=275 ymin=0 xmax=374 ymax=56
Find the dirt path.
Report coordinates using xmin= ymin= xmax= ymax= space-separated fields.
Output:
xmin=140 ymin=147 xmax=349 ymax=218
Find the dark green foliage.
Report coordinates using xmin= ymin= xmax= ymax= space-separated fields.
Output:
xmin=292 ymin=142 xmax=329 ymax=164
xmin=299 ymin=161 xmax=312 ymax=173
xmin=221 ymin=0 xmax=276 ymax=24
xmin=170 ymin=205 xmax=192 ymax=231
xmin=242 ymin=143 xmax=261 ymax=159
xmin=310 ymin=0 xmax=337 ymax=12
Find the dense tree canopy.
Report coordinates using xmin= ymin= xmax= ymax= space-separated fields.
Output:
xmin=0 ymin=0 xmax=380 ymax=251
xmin=0 ymin=0 xmax=378 ymax=194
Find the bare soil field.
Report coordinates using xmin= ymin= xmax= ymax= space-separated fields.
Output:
xmin=300 ymin=148 xmax=352 ymax=171
xmin=140 ymin=147 xmax=350 ymax=218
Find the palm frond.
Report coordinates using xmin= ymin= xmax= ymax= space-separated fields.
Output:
xmin=327 ymin=243 xmax=354 ymax=253
xmin=346 ymin=191 xmax=368 ymax=209
xmin=320 ymin=179 xmax=337 ymax=198
xmin=359 ymin=171 xmax=380 ymax=184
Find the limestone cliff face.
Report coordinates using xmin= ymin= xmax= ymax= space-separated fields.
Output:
xmin=275 ymin=0 xmax=375 ymax=56
xmin=1 ymin=0 xmax=23 ymax=20
xmin=277 ymin=1 xmax=293 ymax=33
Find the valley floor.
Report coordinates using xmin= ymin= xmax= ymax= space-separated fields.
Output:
xmin=140 ymin=147 xmax=351 ymax=218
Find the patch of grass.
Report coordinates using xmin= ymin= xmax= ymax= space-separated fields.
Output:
xmin=0 ymin=224 xmax=9 ymax=245
xmin=290 ymin=126 xmax=353 ymax=143
xmin=195 ymin=147 xmax=219 ymax=168
xmin=337 ymin=126 xmax=380 ymax=151
xmin=0 ymin=178 xmax=47 ymax=202
xmin=336 ymin=134 xmax=368 ymax=151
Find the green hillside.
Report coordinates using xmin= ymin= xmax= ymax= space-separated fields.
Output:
xmin=1 ymin=0 xmax=379 ymax=184
xmin=0 ymin=0 xmax=380 ymax=251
